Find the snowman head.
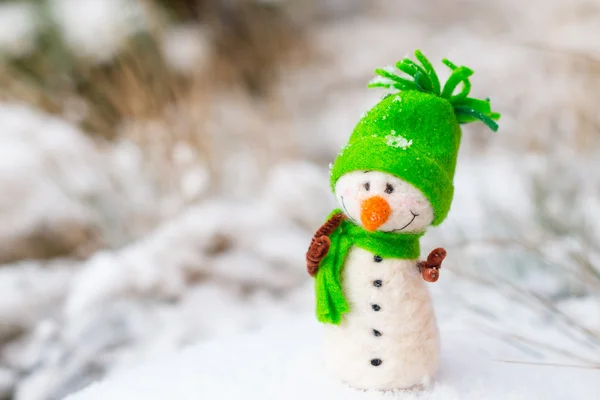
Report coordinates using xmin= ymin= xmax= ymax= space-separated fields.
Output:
xmin=329 ymin=51 xmax=500 ymax=229
xmin=335 ymin=170 xmax=434 ymax=233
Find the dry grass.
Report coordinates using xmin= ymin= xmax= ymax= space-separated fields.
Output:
xmin=522 ymin=46 xmax=600 ymax=153
xmin=0 ymin=0 xmax=308 ymax=202
xmin=445 ymin=245 xmax=600 ymax=364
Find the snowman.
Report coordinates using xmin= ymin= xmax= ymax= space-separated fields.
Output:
xmin=306 ymin=50 xmax=499 ymax=390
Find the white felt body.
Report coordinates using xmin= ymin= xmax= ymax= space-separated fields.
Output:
xmin=323 ymin=246 xmax=439 ymax=390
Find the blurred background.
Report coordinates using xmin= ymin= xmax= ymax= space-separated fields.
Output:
xmin=0 ymin=0 xmax=599 ymax=399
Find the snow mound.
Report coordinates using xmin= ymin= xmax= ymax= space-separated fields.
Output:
xmin=67 ymin=317 xmax=599 ymax=400
xmin=0 ymin=2 xmax=38 ymax=58
xmin=50 ymin=0 xmax=145 ymax=62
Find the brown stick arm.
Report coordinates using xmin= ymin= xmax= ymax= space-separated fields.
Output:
xmin=306 ymin=212 xmax=345 ymax=277
xmin=418 ymin=247 xmax=447 ymax=282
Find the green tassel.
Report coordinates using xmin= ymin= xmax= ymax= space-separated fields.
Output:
xmin=401 ymin=60 xmax=433 ymax=92
xmin=369 ymin=50 xmax=500 ymax=132
xmin=396 ymin=61 xmax=418 ymax=77
xmin=441 ymin=67 xmax=473 ymax=99
xmin=453 ymin=98 xmax=492 ymax=113
xmin=455 ymin=107 xmax=499 ymax=132
xmin=415 ymin=50 xmax=440 ymax=95
xmin=370 ymin=68 xmax=420 ymax=91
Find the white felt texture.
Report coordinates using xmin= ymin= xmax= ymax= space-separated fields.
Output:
xmin=67 ymin=316 xmax=600 ymax=400
xmin=331 ymin=170 xmax=439 ymax=388
xmin=334 ymin=171 xmax=434 ymax=233
xmin=324 ymin=247 xmax=438 ymax=389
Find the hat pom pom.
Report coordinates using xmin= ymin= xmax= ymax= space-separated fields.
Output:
xmin=368 ymin=50 xmax=500 ymax=132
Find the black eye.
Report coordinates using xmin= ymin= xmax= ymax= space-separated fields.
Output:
xmin=364 ymin=182 xmax=370 ymax=191
xmin=385 ymin=183 xmax=394 ymax=194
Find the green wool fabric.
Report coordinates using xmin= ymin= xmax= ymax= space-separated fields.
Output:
xmin=330 ymin=50 xmax=500 ymax=226
xmin=330 ymin=91 xmax=460 ymax=225
xmin=315 ymin=210 xmax=423 ymax=325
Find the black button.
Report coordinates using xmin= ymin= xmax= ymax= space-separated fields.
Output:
xmin=374 ymin=255 xmax=383 ymax=263
xmin=373 ymin=280 xmax=382 ymax=287
xmin=371 ymin=359 xmax=382 ymax=366
xmin=373 ymin=329 xmax=381 ymax=337
xmin=371 ymin=304 xmax=381 ymax=311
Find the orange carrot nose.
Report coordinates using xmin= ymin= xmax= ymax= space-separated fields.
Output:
xmin=360 ymin=196 xmax=391 ymax=231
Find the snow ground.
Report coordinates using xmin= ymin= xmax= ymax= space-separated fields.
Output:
xmin=67 ymin=316 xmax=600 ymax=400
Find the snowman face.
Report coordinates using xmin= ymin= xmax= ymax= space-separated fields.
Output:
xmin=334 ymin=170 xmax=434 ymax=233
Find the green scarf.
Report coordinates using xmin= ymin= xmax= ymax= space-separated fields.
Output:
xmin=314 ymin=209 xmax=423 ymax=325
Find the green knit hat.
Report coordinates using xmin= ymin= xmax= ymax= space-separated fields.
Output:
xmin=330 ymin=50 xmax=500 ymax=226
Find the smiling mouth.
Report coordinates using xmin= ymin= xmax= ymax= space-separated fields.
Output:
xmin=342 ymin=196 xmax=418 ymax=232
xmin=391 ymin=211 xmax=419 ymax=232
